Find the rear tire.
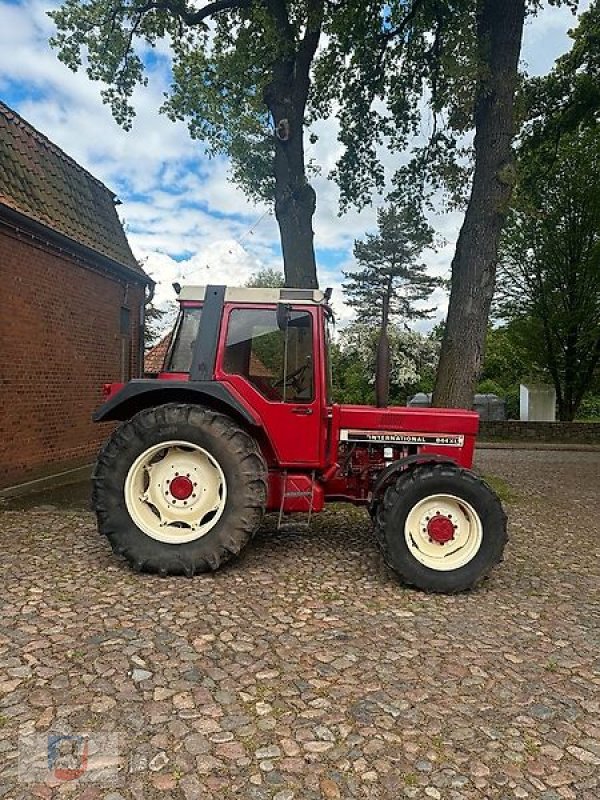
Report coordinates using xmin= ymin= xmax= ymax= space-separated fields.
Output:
xmin=92 ymin=404 xmax=267 ymax=575
xmin=374 ymin=463 xmax=507 ymax=593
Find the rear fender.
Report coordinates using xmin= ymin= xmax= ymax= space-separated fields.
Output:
xmin=93 ymin=380 xmax=260 ymax=429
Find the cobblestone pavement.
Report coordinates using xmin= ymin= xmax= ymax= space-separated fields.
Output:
xmin=1 ymin=449 xmax=599 ymax=800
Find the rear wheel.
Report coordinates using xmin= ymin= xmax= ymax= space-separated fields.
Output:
xmin=92 ymin=404 xmax=267 ymax=575
xmin=375 ymin=463 xmax=507 ymax=593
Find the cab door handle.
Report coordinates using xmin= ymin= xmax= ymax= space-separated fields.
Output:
xmin=291 ymin=407 xmax=313 ymax=415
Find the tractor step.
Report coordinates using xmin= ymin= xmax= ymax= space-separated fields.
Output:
xmin=277 ymin=471 xmax=316 ymax=531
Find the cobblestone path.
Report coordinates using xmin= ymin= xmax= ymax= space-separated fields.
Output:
xmin=0 ymin=448 xmax=598 ymax=799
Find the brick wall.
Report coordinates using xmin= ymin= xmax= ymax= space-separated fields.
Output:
xmin=479 ymin=420 xmax=600 ymax=445
xmin=0 ymin=228 xmax=145 ymax=488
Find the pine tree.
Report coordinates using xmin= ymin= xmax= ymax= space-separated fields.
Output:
xmin=343 ymin=205 xmax=439 ymax=406
xmin=343 ymin=205 xmax=439 ymax=328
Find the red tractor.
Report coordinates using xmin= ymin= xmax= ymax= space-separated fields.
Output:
xmin=93 ymin=285 xmax=507 ymax=593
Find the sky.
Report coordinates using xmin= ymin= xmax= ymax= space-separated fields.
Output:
xmin=0 ymin=1 xmax=589 ymax=329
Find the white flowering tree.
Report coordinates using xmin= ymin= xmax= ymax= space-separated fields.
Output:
xmin=332 ymin=322 xmax=440 ymax=406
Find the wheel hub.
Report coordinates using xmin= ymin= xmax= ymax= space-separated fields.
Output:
xmin=169 ymin=475 xmax=194 ymax=501
xmin=124 ymin=441 xmax=227 ymax=544
xmin=404 ymin=493 xmax=484 ymax=572
xmin=427 ymin=514 xmax=456 ymax=544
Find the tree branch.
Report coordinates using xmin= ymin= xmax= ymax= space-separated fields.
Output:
xmin=264 ymin=0 xmax=295 ymax=45
xmin=295 ymin=0 xmax=325 ymax=106
xmin=378 ymin=0 xmax=425 ymax=43
xmin=133 ymin=0 xmax=252 ymax=26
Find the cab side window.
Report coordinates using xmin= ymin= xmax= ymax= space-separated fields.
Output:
xmin=223 ymin=309 xmax=313 ymax=402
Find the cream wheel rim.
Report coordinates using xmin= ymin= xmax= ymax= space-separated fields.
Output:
xmin=404 ymin=494 xmax=483 ymax=571
xmin=124 ymin=440 xmax=227 ymax=543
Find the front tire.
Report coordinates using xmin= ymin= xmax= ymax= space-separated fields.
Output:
xmin=375 ymin=463 xmax=507 ymax=593
xmin=92 ymin=404 xmax=267 ymax=575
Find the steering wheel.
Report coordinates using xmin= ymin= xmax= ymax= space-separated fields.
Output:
xmin=273 ymin=362 xmax=309 ymax=391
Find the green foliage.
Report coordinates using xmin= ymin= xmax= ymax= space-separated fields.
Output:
xmin=343 ymin=204 xmax=440 ymax=327
xmin=246 ymin=268 xmax=285 ymax=288
xmin=493 ymin=5 xmax=600 ymax=421
xmin=577 ymin=393 xmax=600 ymax=420
xmin=480 ymin=322 xmax=541 ymax=388
xmin=318 ymin=0 xmax=478 ymax=211
xmin=49 ymin=1 xmax=279 ymax=200
xmin=524 ymin=2 xmax=600 ymax=149
xmin=331 ymin=322 xmax=439 ymax=405
xmin=497 ymin=125 xmax=600 ymax=421
xmin=48 ymin=1 xmax=576 ymax=218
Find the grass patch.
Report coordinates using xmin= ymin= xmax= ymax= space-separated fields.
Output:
xmin=524 ymin=736 xmax=540 ymax=756
xmin=482 ymin=474 xmax=518 ymax=504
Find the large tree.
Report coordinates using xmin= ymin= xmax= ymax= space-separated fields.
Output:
xmin=51 ymin=0 xmax=577 ymax=379
xmin=497 ymin=126 xmax=600 ymax=421
xmin=431 ymin=0 xmax=527 ymax=407
xmin=50 ymin=0 xmax=332 ymax=288
xmin=323 ymin=0 xmax=577 ymax=408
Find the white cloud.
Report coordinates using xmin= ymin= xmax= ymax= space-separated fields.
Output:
xmin=140 ymin=240 xmax=264 ymax=308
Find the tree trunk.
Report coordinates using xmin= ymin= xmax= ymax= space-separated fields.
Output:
xmin=376 ymin=291 xmax=391 ymax=407
xmin=264 ymin=82 xmax=317 ymax=289
xmin=274 ymin=171 xmax=318 ymax=289
xmin=263 ymin=1 xmax=321 ymax=290
xmin=433 ymin=0 xmax=526 ymax=408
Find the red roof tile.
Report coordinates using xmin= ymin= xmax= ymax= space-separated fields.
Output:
xmin=0 ymin=101 xmax=144 ymax=274
xmin=145 ymin=334 xmax=171 ymax=374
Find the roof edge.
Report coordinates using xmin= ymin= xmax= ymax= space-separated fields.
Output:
xmin=0 ymin=202 xmax=154 ymax=288
xmin=178 ymin=285 xmax=326 ymax=304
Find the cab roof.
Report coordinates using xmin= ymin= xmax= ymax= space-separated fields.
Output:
xmin=177 ymin=285 xmax=328 ymax=305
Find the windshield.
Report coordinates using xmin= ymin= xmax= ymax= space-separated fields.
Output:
xmin=165 ymin=306 xmax=202 ymax=373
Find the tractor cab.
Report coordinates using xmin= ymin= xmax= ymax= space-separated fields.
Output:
xmin=162 ymin=285 xmax=331 ymax=466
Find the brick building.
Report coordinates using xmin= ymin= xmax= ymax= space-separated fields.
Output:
xmin=0 ymin=102 xmax=152 ymax=490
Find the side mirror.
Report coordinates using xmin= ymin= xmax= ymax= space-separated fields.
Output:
xmin=276 ymin=303 xmax=291 ymax=331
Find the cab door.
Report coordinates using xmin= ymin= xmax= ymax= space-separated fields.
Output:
xmin=215 ymin=304 xmax=323 ymax=466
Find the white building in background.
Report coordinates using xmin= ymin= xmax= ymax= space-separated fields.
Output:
xmin=520 ymin=384 xmax=557 ymax=422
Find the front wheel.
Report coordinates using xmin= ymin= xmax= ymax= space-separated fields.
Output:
xmin=92 ymin=404 xmax=267 ymax=575
xmin=374 ymin=463 xmax=507 ymax=593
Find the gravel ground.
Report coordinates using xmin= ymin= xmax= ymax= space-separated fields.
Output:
xmin=0 ymin=448 xmax=599 ymax=800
